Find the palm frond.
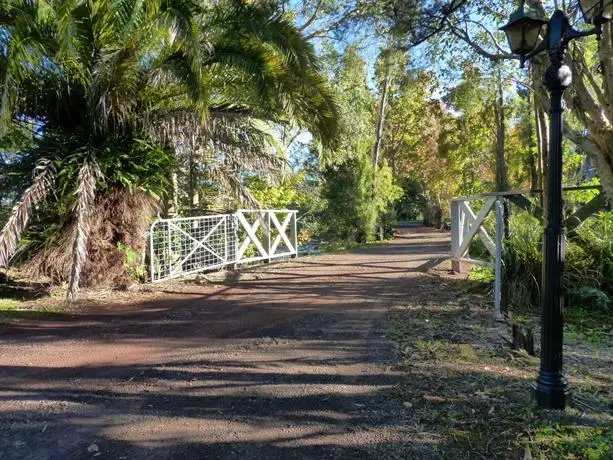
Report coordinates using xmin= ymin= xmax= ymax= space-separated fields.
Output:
xmin=0 ymin=158 xmax=55 ymax=267
xmin=199 ymin=2 xmax=341 ymax=151
xmin=205 ymin=161 xmax=259 ymax=209
xmin=66 ymin=154 xmax=102 ymax=302
xmin=0 ymin=0 xmax=56 ymax=134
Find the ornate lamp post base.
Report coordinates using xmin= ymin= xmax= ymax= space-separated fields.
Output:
xmin=536 ymin=371 xmax=571 ymax=409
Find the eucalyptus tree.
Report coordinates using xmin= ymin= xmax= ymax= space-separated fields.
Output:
xmin=407 ymin=0 xmax=613 ymax=200
xmin=318 ymin=44 xmax=402 ymax=242
xmin=0 ymin=0 xmax=339 ymax=299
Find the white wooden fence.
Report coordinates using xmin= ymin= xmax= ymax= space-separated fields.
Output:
xmin=451 ymin=194 xmax=505 ymax=320
xmin=451 ymin=186 xmax=605 ymax=319
xmin=149 ymin=210 xmax=298 ymax=282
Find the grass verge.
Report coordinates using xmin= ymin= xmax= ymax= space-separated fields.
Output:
xmin=389 ymin=281 xmax=613 ymax=459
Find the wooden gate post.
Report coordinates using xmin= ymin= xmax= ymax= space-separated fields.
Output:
xmin=232 ymin=214 xmax=239 ymax=270
xmin=264 ymin=211 xmax=271 ymax=263
xmin=291 ymin=211 xmax=298 ymax=258
xmin=451 ymin=200 xmax=463 ymax=273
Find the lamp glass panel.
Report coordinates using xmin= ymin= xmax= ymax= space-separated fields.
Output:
xmin=504 ymin=24 xmax=525 ymax=54
xmin=522 ymin=22 xmax=543 ymax=52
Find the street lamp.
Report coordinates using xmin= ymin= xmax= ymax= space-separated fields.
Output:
xmin=501 ymin=0 xmax=612 ymax=410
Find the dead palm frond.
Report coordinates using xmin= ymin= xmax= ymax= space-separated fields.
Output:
xmin=66 ymin=155 xmax=102 ymax=302
xmin=0 ymin=158 xmax=55 ymax=267
xmin=206 ymin=161 xmax=259 ymax=209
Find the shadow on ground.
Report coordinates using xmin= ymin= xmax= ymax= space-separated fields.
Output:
xmin=0 ymin=226 xmax=521 ymax=460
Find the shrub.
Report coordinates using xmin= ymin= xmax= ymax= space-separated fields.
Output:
xmin=501 ymin=210 xmax=613 ymax=315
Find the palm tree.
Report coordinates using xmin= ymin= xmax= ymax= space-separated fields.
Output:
xmin=0 ymin=0 xmax=339 ymax=300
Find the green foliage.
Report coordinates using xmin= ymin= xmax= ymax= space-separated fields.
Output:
xmin=395 ymin=177 xmax=426 ymax=221
xmin=374 ymin=162 xmax=403 ymax=213
xmin=502 ymin=210 xmax=613 ymax=315
xmin=502 ymin=212 xmax=543 ymax=311
xmin=374 ymin=162 xmax=403 ymax=238
xmin=248 ymin=172 xmax=311 ymax=209
xmin=320 ymin=44 xmax=375 ymax=167
xmin=117 ymin=242 xmax=146 ymax=282
xmin=568 ymin=211 xmax=613 ymax=312
xmin=321 ymin=150 xmax=375 ymax=243
xmin=321 ymin=156 xmax=401 ymax=244
xmin=313 ymin=44 xmax=402 ymax=244
xmin=532 ymin=424 xmax=613 ymax=459
xmin=4 ymin=136 xmax=175 ymax=258
xmin=99 ymin=140 xmax=176 ymax=200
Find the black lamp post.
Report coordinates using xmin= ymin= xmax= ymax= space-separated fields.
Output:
xmin=501 ymin=0 xmax=612 ymax=410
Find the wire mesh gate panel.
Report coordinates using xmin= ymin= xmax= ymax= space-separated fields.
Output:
xmin=149 ymin=210 xmax=298 ymax=282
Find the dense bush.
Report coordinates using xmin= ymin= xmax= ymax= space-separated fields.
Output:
xmin=502 ymin=210 xmax=613 ymax=314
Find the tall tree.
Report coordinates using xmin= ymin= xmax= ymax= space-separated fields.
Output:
xmin=415 ymin=0 xmax=613 ymax=200
xmin=319 ymin=44 xmax=402 ymax=241
xmin=493 ymin=66 xmax=509 ymax=192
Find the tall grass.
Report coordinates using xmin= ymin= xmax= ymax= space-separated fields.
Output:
xmin=502 ymin=210 xmax=613 ymax=315
xmin=502 ymin=212 xmax=543 ymax=311
xmin=567 ymin=212 xmax=613 ymax=312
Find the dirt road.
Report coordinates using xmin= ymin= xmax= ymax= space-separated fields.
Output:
xmin=0 ymin=227 xmax=450 ymax=459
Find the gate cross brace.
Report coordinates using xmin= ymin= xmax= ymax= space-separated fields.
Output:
xmin=270 ymin=212 xmax=295 ymax=254
xmin=168 ymin=218 xmax=226 ymax=276
xmin=237 ymin=212 xmax=269 ymax=259
xmin=457 ymin=198 xmax=496 ymax=257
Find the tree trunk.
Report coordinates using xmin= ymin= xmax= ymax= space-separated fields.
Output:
xmin=531 ymin=53 xmax=550 ymax=205
xmin=524 ymin=93 xmax=540 ymax=192
xmin=423 ymin=191 xmax=443 ymax=229
xmin=373 ymin=50 xmax=393 ymax=241
xmin=529 ymin=154 xmax=540 ymax=192
xmin=535 ymin=97 xmax=549 ymax=202
xmin=372 ymin=56 xmax=391 ymax=170
xmin=494 ymin=70 xmax=509 ymax=192
xmin=169 ymin=172 xmax=179 ymax=216
xmin=188 ymin=150 xmax=197 ymax=210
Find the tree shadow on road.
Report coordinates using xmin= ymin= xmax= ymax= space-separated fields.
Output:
xmin=1 ymin=230 xmax=538 ymax=459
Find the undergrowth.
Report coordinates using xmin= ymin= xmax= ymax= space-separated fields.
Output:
xmin=435 ymin=209 xmax=613 ymax=458
xmin=469 ymin=210 xmax=613 ymax=325
xmin=389 ymin=294 xmax=613 ymax=459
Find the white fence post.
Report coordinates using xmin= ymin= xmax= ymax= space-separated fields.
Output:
xmin=451 ymin=200 xmax=463 ymax=273
xmin=223 ymin=215 xmax=228 ymax=265
xmin=265 ymin=211 xmax=271 ymax=263
xmin=150 ymin=221 xmax=156 ymax=282
xmin=291 ymin=211 xmax=298 ymax=259
xmin=232 ymin=214 xmax=239 ymax=270
xmin=461 ymin=203 xmax=469 ymax=257
xmin=167 ymin=220 xmax=173 ymax=276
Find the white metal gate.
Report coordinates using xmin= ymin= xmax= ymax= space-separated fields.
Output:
xmin=149 ymin=210 xmax=298 ymax=282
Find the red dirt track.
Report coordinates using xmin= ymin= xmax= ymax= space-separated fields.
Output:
xmin=0 ymin=226 xmax=450 ymax=459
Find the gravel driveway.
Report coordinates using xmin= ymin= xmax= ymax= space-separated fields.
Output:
xmin=0 ymin=227 xmax=450 ymax=459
